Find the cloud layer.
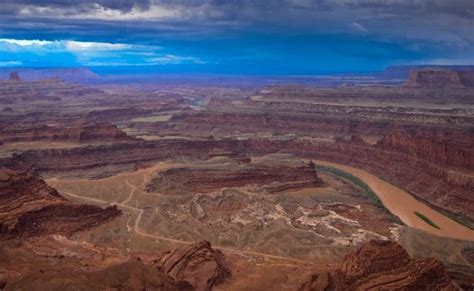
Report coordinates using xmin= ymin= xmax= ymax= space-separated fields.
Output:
xmin=0 ymin=38 xmax=203 ymax=67
xmin=0 ymin=1 xmax=473 ymax=72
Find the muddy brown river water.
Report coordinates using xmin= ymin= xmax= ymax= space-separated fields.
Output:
xmin=314 ymin=160 xmax=474 ymax=241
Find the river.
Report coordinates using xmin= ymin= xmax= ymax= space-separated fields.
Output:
xmin=314 ymin=160 xmax=474 ymax=241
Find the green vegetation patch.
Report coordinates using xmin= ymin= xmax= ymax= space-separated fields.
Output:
xmin=414 ymin=211 xmax=440 ymax=229
xmin=315 ymin=164 xmax=382 ymax=206
xmin=314 ymin=164 xmax=402 ymax=224
xmin=315 ymin=163 xmax=473 ymax=230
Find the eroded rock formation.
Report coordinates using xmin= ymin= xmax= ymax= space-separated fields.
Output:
xmin=0 ymin=168 xmax=120 ymax=238
xmin=156 ymin=240 xmax=231 ymax=291
xmin=140 ymin=110 xmax=474 ymax=139
xmin=0 ymin=123 xmax=132 ymax=144
xmin=0 ymin=76 xmax=107 ymax=106
xmin=300 ymin=240 xmax=460 ymax=290
xmin=146 ymin=160 xmax=323 ymax=195
xmin=377 ymin=131 xmax=474 ymax=170
xmin=5 ymin=259 xmax=193 ymax=291
xmin=404 ymin=68 xmax=474 ymax=88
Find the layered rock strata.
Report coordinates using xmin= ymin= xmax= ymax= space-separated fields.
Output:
xmin=377 ymin=131 xmax=474 ymax=170
xmin=0 ymin=168 xmax=121 ymax=238
xmin=300 ymin=240 xmax=460 ymax=290
xmin=0 ymin=123 xmax=132 ymax=144
xmin=406 ymin=69 xmax=465 ymax=88
xmin=146 ymin=161 xmax=323 ymax=195
xmin=156 ymin=241 xmax=231 ymax=291
xmin=139 ymin=111 xmax=474 ymax=139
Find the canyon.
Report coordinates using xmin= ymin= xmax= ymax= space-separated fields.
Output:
xmin=1 ymin=69 xmax=473 ymax=289
xmin=0 ymin=168 xmax=467 ymax=289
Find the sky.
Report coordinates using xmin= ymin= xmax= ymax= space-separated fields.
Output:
xmin=0 ymin=0 xmax=473 ymax=74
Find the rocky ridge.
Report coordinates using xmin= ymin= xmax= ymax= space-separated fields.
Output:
xmin=146 ymin=160 xmax=324 ymax=195
xmin=0 ymin=123 xmax=132 ymax=144
xmin=0 ymin=168 xmax=120 ymax=238
xmin=156 ymin=241 xmax=231 ymax=291
xmin=300 ymin=240 xmax=460 ymax=290
xmin=139 ymin=110 xmax=474 ymax=139
xmin=377 ymin=131 xmax=474 ymax=170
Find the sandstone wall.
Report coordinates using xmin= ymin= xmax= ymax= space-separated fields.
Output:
xmin=0 ymin=168 xmax=121 ymax=238
xmin=0 ymin=123 xmax=131 ymax=144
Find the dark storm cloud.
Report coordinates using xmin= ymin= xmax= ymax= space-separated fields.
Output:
xmin=151 ymin=0 xmax=474 ymax=20
xmin=2 ymin=0 xmax=474 ymax=19
xmin=341 ymin=0 xmax=474 ymax=18
xmin=0 ymin=0 xmax=151 ymax=12
xmin=0 ymin=0 xmax=473 ymax=70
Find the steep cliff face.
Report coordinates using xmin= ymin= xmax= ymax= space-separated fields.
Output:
xmin=0 ymin=168 xmax=121 ymax=238
xmin=143 ymin=110 xmax=473 ymax=139
xmin=0 ymin=123 xmax=132 ymax=144
xmin=77 ymin=123 xmax=130 ymax=142
xmin=300 ymin=240 xmax=460 ymax=290
xmin=405 ymin=69 xmax=465 ymax=88
xmin=146 ymin=161 xmax=323 ymax=195
xmin=377 ymin=131 xmax=474 ymax=170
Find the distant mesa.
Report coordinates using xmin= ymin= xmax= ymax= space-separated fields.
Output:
xmin=405 ymin=69 xmax=465 ymax=88
xmin=382 ymin=65 xmax=474 ymax=79
xmin=8 ymin=72 xmax=22 ymax=82
xmin=382 ymin=65 xmax=474 ymax=88
xmin=0 ymin=68 xmax=98 ymax=83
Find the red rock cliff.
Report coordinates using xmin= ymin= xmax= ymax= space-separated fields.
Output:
xmin=0 ymin=123 xmax=132 ymax=144
xmin=377 ymin=131 xmax=474 ymax=170
xmin=300 ymin=240 xmax=460 ymax=290
xmin=156 ymin=241 xmax=231 ymax=291
xmin=0 ymin=168 xmax=121 ymax=238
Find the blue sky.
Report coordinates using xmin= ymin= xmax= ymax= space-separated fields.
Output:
xmin=0 ymin=1 xmax=473 ymax=74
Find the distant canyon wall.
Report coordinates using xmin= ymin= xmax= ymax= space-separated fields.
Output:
xmin=0 ymin=123 xmax=132 ymax=144
xmin=2 ymin=133 xmax=473 ymax=226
